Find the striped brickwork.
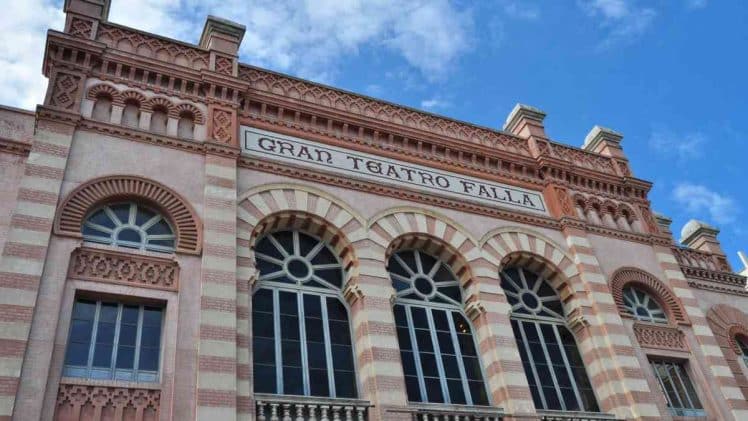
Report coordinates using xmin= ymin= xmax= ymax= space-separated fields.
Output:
xmin=366 ymin=208 xmax=481 ymax=420
xmin=654 ymin=246 xmax=748 ymax=420
xmin=196 ymin=153 xmax=239 ymax=420
xmin=559 ymin=227 xmax=662 ymax=421
xmin=0 ymin=117 xmax=75 ymax=420
xmin=706 ymin=305 xmax=748 ymax=402
xmin=235 ymin=185 xmax=371 ymax=419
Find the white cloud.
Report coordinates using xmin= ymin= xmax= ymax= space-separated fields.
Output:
xmin=578 ymin=0 xmax=656 ymax=49
xmin=686 ymin=0 xmax=708 ymax=9
xmin=1 ymin=0 xmax=473 ymax=109
xmin=649 ymin=127 xmax=706 ymax=162
xmin=0 ymin=0 xmax=64 ymax=110
xmin=672 ymin=183 xmax=739 ymax=225
xmin=420 ymin=97 xmax=451 ymax=110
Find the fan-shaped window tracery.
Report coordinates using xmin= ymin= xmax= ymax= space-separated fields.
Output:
xmin=82 ymin=202 xmax=175 ymax=253
xmin=622 ymin=286 xmax=668 ymax=324
xmin=252 ymin=230 xmax=357 ymax=398
xmin=388 ymin=249 xmax=489 ymax=406
xmin=501 ymin=266 xmax=599 ymax=413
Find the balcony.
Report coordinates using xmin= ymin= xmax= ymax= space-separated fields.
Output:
xmin=537 ymin=410 xmax=619 ymax=421
xmin=255 ymin=393 xmax=370 ymax=421
xmin=388 ymin=402 xmax=504 ymax=420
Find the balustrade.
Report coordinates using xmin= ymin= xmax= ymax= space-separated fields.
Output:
xmin=255 ymin=394 xmax=369 ymax=421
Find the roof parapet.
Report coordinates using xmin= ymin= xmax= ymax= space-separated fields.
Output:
xmin=653 ymin=211 xmax=674 ymax=240
xmin=583 ymin=125 xmax=625 ymax=159
xmin=199 ymin=15 xmax=246 ymax=56
xmin=503 ymin=103 xmax=546 ymax=139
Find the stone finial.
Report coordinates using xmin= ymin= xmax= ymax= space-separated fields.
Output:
xmin=582 ymin=125 xmax=625 ymax=158
xmin=503 ymin=103 xmax=546 ymax=138
xmin=654 ymin=211 xmax=674 ymax=239
xmin=680 ymin=219 xmax=726 ymax=256
xmin=64 ymin=0 xmax=110 ymax=21
xmin=199 ymin=15 xmax=246 ymax=56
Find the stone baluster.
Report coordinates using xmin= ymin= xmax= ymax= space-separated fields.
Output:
xmin=257 ymin=401 xmax=266 ymax=421
xmin=332 ymin=405 xmax=342 ymax=421
xmin=308 ymin=404 xmax=318 ymax=421
xmin=320 ymin=405 xmax=330 ymax=421
xmin=356 ymin=406 xmax=365 ymax=421
xmin=282 ymin=403 xmax=292 ymax=421
xmin=269 ymin=403 xmax=280 ymax=421
xmin=295 ymin=403 xmax=304 ymax=421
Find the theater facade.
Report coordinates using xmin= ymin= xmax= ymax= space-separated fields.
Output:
xmin=1 ymin=1 xmax=747 ymax=420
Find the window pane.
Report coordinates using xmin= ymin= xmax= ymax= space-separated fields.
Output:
xmin=253 ymin=364 xmax=277 ymax=393
xmin=405 ymin=375 xmax=422 ymax=402
xmin=119 ymin=324 xmax=137 ymax=346
xmin=138 ymin=347 xmax=160 ymax=371
xmin=92 ymin=344 xmax=113 ymax=367
xmin=469 ymin=380 xmax=489 ymax=406
xmin=447 ymin=379 xmax=466 ymax=405
xmin=99 ymin=304 xmax=118 ymax=323
xmin=254 ymin=337 xmax=276 ymax=365
xmin=463 ymin=356 xmax=482 ymax=380
xmin=437 ymin=332 xmax=454 ymax=355
xmin=326 ymin=297 xmax=348 ymax=321
xmin=328 ymin=320 xmax=351 ymax=345
xmin=283 ymin=366 xmax=303 ymax=395
xmin=309 ymin=368 xmax=330 ymax=396
xmin=397 ymin=326 xmax=412 ymax=350
xmin=441 ymin=354 xmax=460 ymax=379
xmin=424 ymin=377 xmax=444 ymax=403
xmin=96 ymin=323 xmax=116 ymax=345
xmin=332 ymin=345 xmax=354 ymax=371
xmin=305 ymin=316 xmax=324 ymax=342
xmin=143 ymin=308 xmax=162 ymax=326
xmin=307 ymin=342 xmax=327 ymax=369
xmin=411 ymin=307 xmax=428 ymax=328
xmin=69 ymin=320 xmax=94 ymax=343
xmin=281 ymin=340 xmax=302 ymax=366
xmin=65 ymin=342 xmax=90 ymax=366
xmin=279 ymin=292 xmax=298 ymax=315
xmin=394 ymin=305 xmax=408 ymax=327
xmin=280 ymin=315 xmax=300 ymax=340
xmin=415 ymin=329 xmax=434 ymax=352
xmin=401 ymin=351 xmax=417 ymax=376
xmin=303 ymin=294 xmax=321 ymax=318
xmin=73 ymin=300 xmax=97 ymax=320
xmin=140 ymin=326 xmax=161 ymax=347
xmin=253 ymin=288 xmax=274 ymax=312
xmin=334 ymin=370 xmax=357 ymax=398
xmin=420 ymin=353 xmax=439 ymax=377
xmin=116 ymin=346 xmax=135 ymax=369
xmin=253 ymin=312 xmax=274 ymax=338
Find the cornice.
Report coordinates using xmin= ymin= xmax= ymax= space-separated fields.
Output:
xmin=0 ymin=137 xmax=31 ymax=156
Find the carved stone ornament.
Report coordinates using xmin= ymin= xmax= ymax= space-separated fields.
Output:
xmin=214 ymin=55 xmax=233 ymax=75
xmin=464 ymin=300 xmax=487 ymax=321
xmin=69 ymin=246 xmax=179 ymax=291
xmin=633 ymin=322 xmax=688 ymax=352
xmin=49 ymin=72 xmax=81 ymax=110
xmin=69 ymin=17 xmax=94 ymax=39
xmin=211 ymin=108 xmax=234 ymax=144
xmin=55 ymin=382 xmax=160 ymax=421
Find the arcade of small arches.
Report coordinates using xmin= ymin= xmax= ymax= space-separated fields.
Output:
xmin=55 ymin=178 xmax=739 ymax=416
xmin=86 ymin=82 xmax=205 ymax=140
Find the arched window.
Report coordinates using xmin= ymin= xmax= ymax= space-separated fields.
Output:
xmin=82 ymin=202 xmax=176 ymax=253
xmin=122 ymin=100 xmax=140 ymax=127
xmin=150 ymin=106 xmax=168 ymax=134
xmin=177 ymin=112 xmax=194 ymax=139
xmin=252 ymin=230 xmax=357 ymax=398
xmin=501 ymin=266 xmax=599 ymax=412
xmin=738 ymin=336 xmax=748 ymax=366
xmin=91 ymin=94 xmax=112 ymax=122
xmin=622 ymin=286 xmax=668 ymax=324
xmin=389 ymin=249 xmax=489 ymax=406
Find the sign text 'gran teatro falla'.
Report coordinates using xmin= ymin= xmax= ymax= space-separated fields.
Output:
xmin=242 ymin=127 xmax=548 ymax=215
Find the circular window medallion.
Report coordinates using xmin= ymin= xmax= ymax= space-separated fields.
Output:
xmin=286 ymin=257 xmax=312 ymax=280
xmin=521 ymin=292 xmax=540 ymax=311
xmin=414 ymin=276 xmax=435 ymax=296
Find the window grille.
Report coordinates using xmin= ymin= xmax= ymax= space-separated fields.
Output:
xmin=252 ymin=230 xmax=357 ymax=398
xmin=501 ymin=267 xmax=599 ymax=412
xmin=649 ymin=359 xmax=704 ymax=417
xmin=622 ymin=286 xmax=668 ymax=323
xmin=63 ymin=299 xmax=163 ymax=382
xmin=389 ymin=249 xmax=489 ymax=406
xmin=82 ymin=202 xmax=176 ymax=253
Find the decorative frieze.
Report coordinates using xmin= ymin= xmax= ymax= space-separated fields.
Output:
xmin=68 ymin=247 xmax=179 ymax=291
xmin=633 ymin=322 xmax=688 ymax=352
xmin=55 ymin=381 xmax=160 ymax=421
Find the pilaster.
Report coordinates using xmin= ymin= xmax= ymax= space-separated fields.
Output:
xmin=560 ymin=225 xmax=663 ymax=421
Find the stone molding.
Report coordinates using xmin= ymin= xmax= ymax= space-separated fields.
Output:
xmin=68 ymin=246 xmax=179 ymax=291
xmin=632 ymin=322 xmax=688 ymax=352
xmin=54 ymin=381 xmax=160 ymax=421
xmin=87 ymin=82 xmax=206 ymax=123
xmin=55 ymin=175 xmax=202 ymax=254
xmin=0 ymin=136 xmax=31 ymax=156
xmin=610 ymin=267 xmax=690 ymax=325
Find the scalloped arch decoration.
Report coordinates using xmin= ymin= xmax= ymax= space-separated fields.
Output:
xmin=610 ymin=267 xmax=689 ymax=325
xmin=481 ymin=228 xmax=580 ymax=304
xmin=121 ymin=90 xmax=147 ymax=105
xmin=55 ymin=175 xmax=202 ymax=254
xmin=368 ymin=208 xmax=479 ymax=287
xmin=175 ymin=103 xmax=205 ymax=124
xmin=87 ymin=83 xmax=120 ymax=103
xmin=236 ymin=185 xmax=366 ymax=281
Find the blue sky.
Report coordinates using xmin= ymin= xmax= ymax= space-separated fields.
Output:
xmin=1 ymin=0 xmax=745 ymax=269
